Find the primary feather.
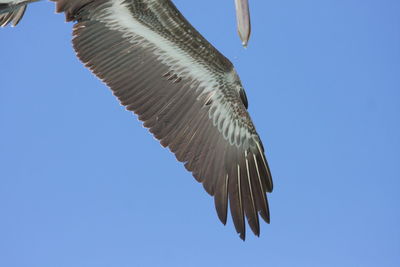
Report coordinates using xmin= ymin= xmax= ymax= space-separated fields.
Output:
xmin=1 ymin=0 xmax=273 ymax=240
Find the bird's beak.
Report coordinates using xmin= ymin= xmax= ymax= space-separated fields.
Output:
xmin=235 ymin=0 xmax=251 ymax=47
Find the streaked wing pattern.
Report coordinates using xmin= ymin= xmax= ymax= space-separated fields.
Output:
xmin=0 ymin=1 xmax=27 ymax=27
xmin=54 ymin=0 xmax=272 ymax=239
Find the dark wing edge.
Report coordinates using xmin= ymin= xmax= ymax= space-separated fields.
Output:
xmin=68 ymin=0 xmax=272 ymax=240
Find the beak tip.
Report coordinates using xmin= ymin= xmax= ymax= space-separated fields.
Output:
xmin=235 ymin=0 xmax=251 ymax=48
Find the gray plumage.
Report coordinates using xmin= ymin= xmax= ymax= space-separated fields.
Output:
xmin=1 ymin=0 xmax=272 ymax=240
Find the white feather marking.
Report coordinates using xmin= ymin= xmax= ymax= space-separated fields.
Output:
xmin=224 ymin=173 xmax=229 ymax=195
xmin=235 ymin=120 xmax=241 ymax=147
xmin=253 ymin=153 xmax=268 ymax=212
xmin=237 ymin=164 xmax=243 ymax=219
xmin=99 ymin=0 xmax=217 ymax=92
xmin=227 ymin=120 xmax=235 ymax=145
xmin=255 ymin=141 xmax=272 ymax=191
xmin=223 ymin=173 xmax=229 ymax=221
xmin=0 ymin=0 xmax=25 ymax=4
xmin=253 ymin=154 xmax=262 ymax=190
xmin=255 ymin=141 xmax=269 ymax=173
xmin=244 ymin=151 xmax=255 ymax=211
xmin=245 ymin=150 xmax=258 ymax=232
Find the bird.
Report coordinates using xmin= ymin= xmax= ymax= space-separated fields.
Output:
xmin=0 ymin=0 xmax=272 ymax=240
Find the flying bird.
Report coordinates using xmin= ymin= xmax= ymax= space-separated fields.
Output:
xmin=0 ymin=0 xmax=272 ymax=240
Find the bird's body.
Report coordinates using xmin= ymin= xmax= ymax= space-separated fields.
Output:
xmin=0 ymin=0 xmax=272 ymax=240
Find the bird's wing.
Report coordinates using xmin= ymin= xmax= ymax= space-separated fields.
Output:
xmin=54 ymin=0 xmax=272 ymax=240
xmin=0 ymin=1 xmax=27 ymax=27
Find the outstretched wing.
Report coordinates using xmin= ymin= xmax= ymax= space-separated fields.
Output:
xmin=55 ymin=0 xmax=272 ymax=239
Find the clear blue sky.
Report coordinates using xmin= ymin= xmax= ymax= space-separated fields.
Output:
xmin=0 ymin=1 xmax=399 ymax=266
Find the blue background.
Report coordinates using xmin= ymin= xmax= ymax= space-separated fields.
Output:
xmin=0 ymin=1 xmax=399 ymax=266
